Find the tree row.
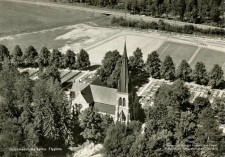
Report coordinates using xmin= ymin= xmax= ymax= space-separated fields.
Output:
xmin=0 ymin=44 xmax=90 ymax=70
xmin=97 ymin=48 xmax=224 ymax=90
xmin=51 ymin=0 xmax=224 ymax=27
xmin=146 ymin=51 xmax=224 ymax=89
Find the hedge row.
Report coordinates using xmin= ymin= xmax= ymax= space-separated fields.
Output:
xmin=111 ymin=17 xmax=225 ymax=38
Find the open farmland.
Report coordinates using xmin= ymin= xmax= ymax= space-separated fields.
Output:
xmin=190 ymin=48 xmax=225 ymax=70
xmin=0 ymin=0 xmax=103 ymax=36
xmin=157 ymin=41 xmax=198 ymax=67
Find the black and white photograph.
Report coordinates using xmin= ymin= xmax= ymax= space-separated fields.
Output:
xmin=0 ymin=0 xmax=224 ymax=156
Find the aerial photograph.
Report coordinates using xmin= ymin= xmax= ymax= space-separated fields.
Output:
xmin=0 ymin=0 xmax=224 ymax=156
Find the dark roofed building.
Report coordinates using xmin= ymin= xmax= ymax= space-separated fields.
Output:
xmin=72 ymin=41 xmax=131 ymax=123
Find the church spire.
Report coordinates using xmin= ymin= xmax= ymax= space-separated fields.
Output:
xmin=118 ymin=39 xmax=129 ymax=93
xmin=123 ymin=39 xmax=128 ymax=58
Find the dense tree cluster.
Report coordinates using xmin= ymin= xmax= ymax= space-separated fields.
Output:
xmin=96 ymin=50 xmax=121 ymax=87
xmin=0 ymin=61 xmax=84 ymax=157
xmin=97 ymin=48 xmax=146 ymax=88
xmin=103 ymin=80 xmax=224 ymax=157
xmin=79 ymin=107 xmax=114 ymax=143
xmin=104 ymin=121 xmax=142 ymax=157
xmin=111 ymin=17 xmax=224 ymax=37
xmin=0 ymin=44 xmax=90 ymax=70
xmin=52 ymin=0 xmax=224 ymax=27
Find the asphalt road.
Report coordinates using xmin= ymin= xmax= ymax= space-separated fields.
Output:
xmin=5 ymin=0 xmax=225 ymax=30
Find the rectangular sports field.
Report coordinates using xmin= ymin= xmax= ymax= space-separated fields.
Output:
xmin=157 ymin=41 xmax=198 ymax=67
xmin=190 ymin=48 xmax=225 ymax=70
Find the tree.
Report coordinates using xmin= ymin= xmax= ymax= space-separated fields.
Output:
xmin=38 ymin=47 xmax=50 ymax=68
xmin=104 ymin=121 xmax=141 ymax=157
xmin=177 ymin=0 xmax=186 ymax=21
xmin=0 ymin=117 xmax=26 ymax=157
xmin=97 ymin=50 xmax=121 ymax=85
xmin=185 ymin=0 xmax=198 ymax=23
xmin=214 ymin=98 xmax=225 ymax=125
xmin=0 ymin=62 xmax=39 ymax=157
xmin=23 ymin=45 xmax=38 ymax=67
xmin=153 ymin=80 xmax=190 ymax=132
xmin=131 ymin=120 xmax=175 ymax=157
xmin=0 ymin=61 xmax=20 ymax=106
xmin=79 ymin=107 xmax=112 ymax=143
xmin=192 ymin=62 xmax=208 ymax=85
xmin=174 ymin=111 xmax=198 ymax=156
xmin=70 ymin=105 xmax=84 ymax=146
xmin=41 ymin=65 xmax=61 ymax=83
xmin=107 ymin=58 xmax=122 ymax=88
xmin=129 ymin=47 xmax=144 ymax=79
xmin=0 ymin=44 xmax=10 ymax=63
xmin=76 ymin=49 xmax=90 ymax=69
xmin=32 ymin=78 xmax=73 ymax=151
xmin=196 ymin=107 xmax=224 ymax=156
xmin=64 ymin=49 xmax=76 ymax=69
xmin=49 ymin=49 xmax=62 ymax=68
xmin=210 ymin=5 xmax=220 ymax=22
xmin=14 ymin=73 xmax=33 ymax=110
xmin=176 ymin=59 xmax=192 ymax=82
xmin=192 ymin=97 xmax=211 ymax=116
xmin=208 ymin=64 xmax=224 ymax=89
xmin=160 ymin=55 xmax=175 ymax=80
xmin=145 ymin=51 xmax=161 ymax=79
xmin=11 ymin=45 xmax=23 ymax=67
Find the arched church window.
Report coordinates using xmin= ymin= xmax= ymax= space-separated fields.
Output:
xmin=119 ymin=97 xmax=122 ymax=106
xmin=123 ymin=98 xmax=126 ymax=106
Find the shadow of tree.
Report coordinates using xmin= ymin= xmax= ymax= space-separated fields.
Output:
xmin=129 ymin=71 xmax=149 ymax=123
xmin=130 ymin=70 xmax=150 ymax=89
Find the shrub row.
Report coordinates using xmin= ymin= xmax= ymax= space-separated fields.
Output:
xmin=111 ymin=17 xmax=225 ymax=38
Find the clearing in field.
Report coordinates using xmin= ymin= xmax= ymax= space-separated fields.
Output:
xmin=190 ymin=48 xmax=225 ymax=70
xmin=157 ymin=41 xmax=198 ymax=67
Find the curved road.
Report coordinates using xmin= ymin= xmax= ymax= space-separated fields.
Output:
xmin=5 ymin=0 xmax=225 ymax=30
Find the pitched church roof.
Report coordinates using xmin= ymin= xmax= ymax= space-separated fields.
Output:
xmin=90 ymin=77 xmax=104 ymax=86
xmin=71 ymin=82 xmax=89 ymax=94
xmin=72 ymin=41 xmax=130 ymax=116
xmin=90 ymin=85 xmax=117 ymax=105
xmin=71 ymin=76 xmax=103 ymax=94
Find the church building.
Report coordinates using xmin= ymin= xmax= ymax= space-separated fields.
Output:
xmin=71 ymin=42 xmax=131 ymax=123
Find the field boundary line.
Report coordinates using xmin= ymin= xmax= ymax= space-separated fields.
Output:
xmin=159 ymin=44 xmax=170 ymax=55
xmin=188 ymin=47 xmax=201 ymax=64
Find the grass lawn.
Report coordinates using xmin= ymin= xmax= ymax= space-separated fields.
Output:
xmin=157 ymin=41 xmax=198 ymax=67
xmin=88 ymin=35 xmax=164 ymax=64
xmin=190 ymin=48 xmax=225 ymax=70
xmin=0 ymin=0 xmax=102 ymax=36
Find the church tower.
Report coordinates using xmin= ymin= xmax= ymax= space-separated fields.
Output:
xmin=115 ymin=40 xmax=130 ymax=124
